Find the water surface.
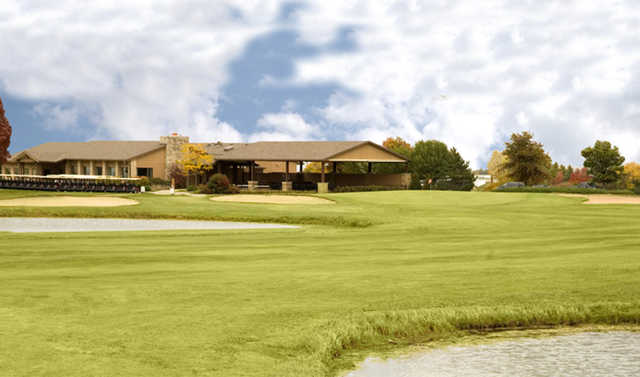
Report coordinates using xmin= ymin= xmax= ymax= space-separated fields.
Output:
xmin=0 ymin=217 xmax=298 ymax=233
xmin=347 ymin=332 xmax=640 ymax=377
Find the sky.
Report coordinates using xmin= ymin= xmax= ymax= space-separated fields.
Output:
xmin=1 ymin=1 xmax=639 ymax=169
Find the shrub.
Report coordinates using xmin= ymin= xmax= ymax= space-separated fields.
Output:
xmin=186 ymin=185 xmax=197 ymax=192
xmin=197 ymin=184 xmax=212 ymax=194
xmin=633 ymin=181 xmax=640 ymax=195
xmin=332 ymin=185 xmax=404 ymax=193
xmin=137 ymin=177 xmax=151 ymax=192
xmin=207 ymin=173 xmax=232 ymax=194
xmin=494 ymin=186 xmax=634 ymax=195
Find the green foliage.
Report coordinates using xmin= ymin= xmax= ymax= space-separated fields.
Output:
xmin=410 ymin=141 xmax=474 ymax=191
xmin=186 ymin=184 xmax=197 ymax=192
xmin=332 ymin=185 xmax=404 ymax=192
xmin=494 ymin=186 xmax=633 ymax=195
xmin=410 ymin=140 xmax=450 ymax=183
xmin=581 ymin=141 xmax=625 ymax=186
xmin=207 ymin=173 xmax=232 ymax=194
xmin=633 ymin=181 xmax=640 ymax=195
xmin=502 ymin=132 xmax=552 ymax=185
xmin=433 ymin=147 xmax=475 ymax=191
xmin=409 ymin=173 xmax=422 ymax=190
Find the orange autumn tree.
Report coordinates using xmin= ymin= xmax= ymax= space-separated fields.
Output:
xmin=178 ymin=144 xmax=213 ymax=185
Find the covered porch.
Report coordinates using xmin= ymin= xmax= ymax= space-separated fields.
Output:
xmin=206 ymin=141 xmax=409 ymax=193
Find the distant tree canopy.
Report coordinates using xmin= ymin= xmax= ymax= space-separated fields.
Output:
xmin=375 ymin=137 xmax=413 ymax=174
xmin=581 ymin=141 xmax=625 ymax=186
xmin=487 ymin=150 xmax=508 ymax=183
xmin=623 ymin=162 xmax=640 ymax=189
xmin=502 ymin=132 xmax=551 ymax=185
xmin=410 ymin=140 xmax=475 ymax=191
xmin=0 ymin=96 xmax=12 ymax=164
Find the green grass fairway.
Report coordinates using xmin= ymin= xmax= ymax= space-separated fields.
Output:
xmin=1 ymin=190 xmax=640 ymax=376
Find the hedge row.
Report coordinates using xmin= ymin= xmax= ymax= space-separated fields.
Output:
xmin=494 ymin=186 xmax=634 ymax=195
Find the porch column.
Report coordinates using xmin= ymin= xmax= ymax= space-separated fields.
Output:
xmin=77 ymin=160 xmax=82 ymax=175
xmin=248 ymin=161 xmax=257 ymax=191
xmin=102 ymin=161 xmax=107 ymax=176
xmin=115 ymin=161 xmax=120 ymax=177
xmin=282 ymin=161 xmax=292 ymax=192
xmin=317 ymin=161 xmax=329 ymax=193
xmin=89 ymin=161 xmax=94 ymax=175
xmin=65 ymin=161 xmax=71 ymax=174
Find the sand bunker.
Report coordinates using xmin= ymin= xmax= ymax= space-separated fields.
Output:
xmin=558 ymin=194 xmax=640 ymax=205
xmin=211 ymin=194 xmax=332 ymax=205
xmin=0 ymin=196 xmax=138 ymax=207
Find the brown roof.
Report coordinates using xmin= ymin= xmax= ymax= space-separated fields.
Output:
xmin=204 ymin=141 xmax=408 ymax=162
xmin=9 ymin=141 xmax=165 ymax=163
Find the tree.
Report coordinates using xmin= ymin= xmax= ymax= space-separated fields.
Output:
xmin=0 ymin=96 xmax=12 ymax=164
xmin=375 ymin=137 xmax=413 ymax=174
xmin=487 ymin=150 xmax=508 ymax=183
xmin=569 ymin=167 xmax=591 ymax=184
xmin=552 ymin=170 xmax=565 ymax=185
xmin=410 ymin=140 xmax=474 ymax=191
xmin=178 ymin=144 xmax=213 ymax=185
xmin=623 ymin=162 xmax=640 ymax=189
xmin=581 ymin=141 xmax=625 ymax=186
xmin=564 ymin=165 xmax=573 ymax=181
xmin=502 ymin=132 xmax=551 ymax=185
xmin=410 ymin=140 xmax=451 ymax=186
xmin=434 ymin=147 xmax=475 ymax=191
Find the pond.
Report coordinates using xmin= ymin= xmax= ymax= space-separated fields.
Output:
xmin=346 ymin=331 xmax=640 ymax=377
xmin=0 ymin=217 xmax=299 ymax=233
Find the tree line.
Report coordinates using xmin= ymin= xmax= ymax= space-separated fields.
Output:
xmin=488 ymin=132 xmax=637 ymax=190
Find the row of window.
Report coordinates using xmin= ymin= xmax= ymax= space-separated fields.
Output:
xmin=70 ymin=165 xmax=129 ymax=178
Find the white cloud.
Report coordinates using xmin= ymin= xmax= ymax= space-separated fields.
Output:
xmin=2 ymin=1 xmax=640 ymax=169
xmin=288 ymin=1 xmax=640 ymax=167
xmin=251 ymin=112 xmax=317 ymax=141
xmin=32 ymin=103 xmax=80 ymax=130
xmin=0 ymin=0 xmax=283 ymax=141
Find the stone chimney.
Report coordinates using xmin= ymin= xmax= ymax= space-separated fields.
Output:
xmin=160 ymin=133 xmax=189 ymax=178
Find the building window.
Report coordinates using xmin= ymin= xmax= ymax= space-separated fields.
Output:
xmin=108 ymin=167 xmax=115 ymax=176
xmin=70 ymin=164 xmax=77 ymax=174
xmin=83 ymin=165 xmax=91 ymax=175
xmin=3 ymin=168 xmax=10 ymax=175
xmin=136 ymin=167 xmax=153 ymax=178
xmin=95 ymin=166 xmax=103 ymax=176
xmin=24 ymin=168 xmax=30 ymax=175
xmin=121 ymin=167 xmax=129 ymax=178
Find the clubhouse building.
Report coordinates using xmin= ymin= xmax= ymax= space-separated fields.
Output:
xmin=1 ymin=134 xmax=409 ymax=192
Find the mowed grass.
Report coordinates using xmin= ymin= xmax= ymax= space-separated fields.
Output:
xmin=1 ymin=190 xmax=640 ymax=376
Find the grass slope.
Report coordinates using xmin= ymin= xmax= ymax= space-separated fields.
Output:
xmin=1 ymin=190 xmax=640 ymax=376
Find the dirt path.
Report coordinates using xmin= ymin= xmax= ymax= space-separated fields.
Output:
xmin=211 ymin=194 xmax=332 ymax=205
xmin=0 ymin=196 xmax=138 ymax=207
xmin=558 ymin=194 xmax=640 ymax=204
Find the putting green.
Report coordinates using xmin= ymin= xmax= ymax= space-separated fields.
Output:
xmin=1 ymin=190 xmax=639 ymax=377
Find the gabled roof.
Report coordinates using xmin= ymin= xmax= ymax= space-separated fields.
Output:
xmin=204 ymin=141 xmax=408 ymax=162
xmin=8 ymin=141 xmax=165 ymax=163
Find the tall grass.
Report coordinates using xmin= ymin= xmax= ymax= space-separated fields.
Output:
xmin=296 ymin=303 xmax=640 ymax=376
